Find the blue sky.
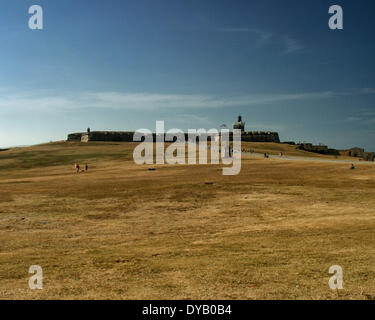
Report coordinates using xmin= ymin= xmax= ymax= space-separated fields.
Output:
xmin=1 ymin=0 xmax=375 ymax=150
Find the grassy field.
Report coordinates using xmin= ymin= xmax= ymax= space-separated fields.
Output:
xmin=0 ymin=141 xmax=375 ymax=300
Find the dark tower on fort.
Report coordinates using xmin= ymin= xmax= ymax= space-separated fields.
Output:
xmin=233 ymin=115 xmax=245 ymax=132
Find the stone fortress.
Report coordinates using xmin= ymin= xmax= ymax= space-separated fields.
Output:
xmin=66 ymin=115 xmax=374 ymax=161
xmin=232 ymin=115 xmax=280 ymax=142
xmin=67 ymin=115 xmax=281 ymax=143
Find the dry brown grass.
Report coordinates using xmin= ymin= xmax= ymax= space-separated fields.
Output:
xmin=0 ymin=141 xmax=375 ymax=300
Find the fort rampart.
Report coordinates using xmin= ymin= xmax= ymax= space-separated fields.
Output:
xmin=67 ymin=131 xmax=281 ymax=143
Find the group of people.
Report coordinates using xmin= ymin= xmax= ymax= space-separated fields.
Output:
xmin=74 ymin=163 xmax=88 ymax=173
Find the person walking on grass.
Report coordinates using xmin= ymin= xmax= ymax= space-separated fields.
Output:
xmin=85 ymin=164 xmax=88 ymax=172
xmin=76 ymin=164 xmax=80 ymax=173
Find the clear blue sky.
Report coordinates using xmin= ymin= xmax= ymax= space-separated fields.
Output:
xmin=1 ymin=0 xmax=375 ymax=150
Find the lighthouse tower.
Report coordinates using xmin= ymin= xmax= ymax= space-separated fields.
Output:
xmin=233 ymin=115 xmax=245 ymax=132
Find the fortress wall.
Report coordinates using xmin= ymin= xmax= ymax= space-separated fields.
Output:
xmin=67 ymin=131 xmax=281 ymax=143
xmin=67 ymin=133 xmax=83 ymax=142
xmin=298 ymin=144 xmax=329 ymax=154
xmin=242 ymin=132 xmax=280 ymax=143
xmin=85 ymin=131 xmax=134 ymax=142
